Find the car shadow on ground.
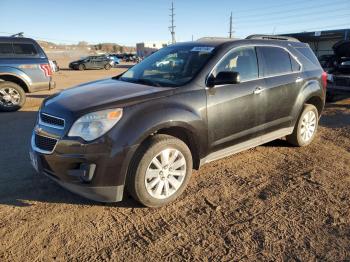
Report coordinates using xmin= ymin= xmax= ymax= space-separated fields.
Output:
xmin=321 ymin=94 xmax=350 ymax=128
xmin=26 ymin=94 xmax=51 ymax=99
xmin=0 ymin=110 xmax=142 ymax=208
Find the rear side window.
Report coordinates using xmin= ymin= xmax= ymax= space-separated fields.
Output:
xmin=258 ymin=46 xmax=292 ymax=76
xmin=295 ymin=47 xmax=320 ymax=66
xmin=13 ymin=43 xmax=38 ymax=56
xmin=0 ymin=43 xmax=14 ymax=55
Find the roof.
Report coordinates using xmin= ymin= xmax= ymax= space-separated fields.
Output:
xmin=172 ymin=35 xmax=306 ymax=49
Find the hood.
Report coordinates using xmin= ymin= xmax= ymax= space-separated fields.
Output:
xmin=333 ymin=40 xmax=350 ymax=57
xmin=43 ymin=78 xmax=172 ymax=116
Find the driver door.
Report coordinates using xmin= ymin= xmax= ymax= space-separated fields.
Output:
xmin=206 ymin=46 xmax=267 ymax=152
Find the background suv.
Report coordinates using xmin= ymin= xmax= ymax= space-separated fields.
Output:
xmin=69 ymin=55 xmax=114 ymax=70
xmin=30 ymin=35 xmax=326 ymax=207
xmin=0 ymin=36 xmax=54 ymax=111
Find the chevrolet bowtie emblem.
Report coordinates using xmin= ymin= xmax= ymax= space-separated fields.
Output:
xmin=35 ymin=126 xmax=42 ymax=133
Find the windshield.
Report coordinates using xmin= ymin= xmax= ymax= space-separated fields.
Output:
xmin=118 ymin=45 xmax=216 ymax=87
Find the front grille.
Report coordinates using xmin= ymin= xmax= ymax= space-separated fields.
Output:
xmin=40 ymin=113 xmax=65 ymax=128
xmin=34 ymin=134 xmax=57 ymax=153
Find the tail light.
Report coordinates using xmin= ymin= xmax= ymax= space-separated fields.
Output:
xmin=321 ymin=71 xmax=327 ymax=90
xmin=40 ymin=64 xmax=52 ymax=77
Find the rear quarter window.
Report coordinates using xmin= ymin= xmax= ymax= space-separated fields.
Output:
xmin=295 ymin=47 xmax=320 ymax=67
xmin=0 ymin=43 xmax=14 ymax=55
xmin=13 ymin=43 xmax=38 ymax=56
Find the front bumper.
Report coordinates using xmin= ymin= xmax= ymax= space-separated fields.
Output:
xmin=30 ymin=130 xmax=136 ymax=202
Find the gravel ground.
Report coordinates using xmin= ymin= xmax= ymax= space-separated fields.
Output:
xmin=0 ymin=67 xmax=349 ymax=261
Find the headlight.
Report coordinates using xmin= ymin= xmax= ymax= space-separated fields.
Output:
xmin=68 ymin=108 xmax=123 ymax=141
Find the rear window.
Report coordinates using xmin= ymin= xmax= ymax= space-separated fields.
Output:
xmin=258 ymin=46 xmax=292 ymax=76
xmin=0 ymin=43 xmax=14 ymax=55
xmin=295 ymin=47 xmax=320 ymax=66
xmin=13 ymin=43 xmax=38 ymax=56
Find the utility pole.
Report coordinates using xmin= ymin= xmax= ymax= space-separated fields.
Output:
xmin=169 ymin=2 xmax=176 ymax=44
xmin=229 ymin=12 xmax=234 ymax=38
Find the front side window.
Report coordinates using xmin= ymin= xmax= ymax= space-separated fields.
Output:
xmin=119 ymin=45 xmax=215 ymax=87
xmin=13 ymin=43 xmax=37 ymax=56
xmin=213 ymin=46 xmax=259 ymax=82
xmin=258 ymin=46 xmax=293 ymax=76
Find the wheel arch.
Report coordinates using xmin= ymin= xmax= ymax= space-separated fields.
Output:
xmin=305 ymin=95 xmax=324 ymax=116
xmin=0 ymin=73 xmax=30 ymax=93
xmin=292 ymin=79 xmax=325 ymax=126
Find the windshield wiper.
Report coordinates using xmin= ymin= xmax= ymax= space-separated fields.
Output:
xmin=119 ymin=77 xmax=162 ymax=87
xmin=137 ymin=78 xmax=162 ymax=87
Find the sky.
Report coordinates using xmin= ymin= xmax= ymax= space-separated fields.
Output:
xmin=0 ymin=0 xmax=349 ymax=46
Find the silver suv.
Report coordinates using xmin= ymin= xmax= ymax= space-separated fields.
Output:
xmin=0 ymin=36 xmax=55 ymax=111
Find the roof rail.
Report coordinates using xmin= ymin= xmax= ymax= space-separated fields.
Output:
xmin=246 ymin=34 xmax=300 ymax=42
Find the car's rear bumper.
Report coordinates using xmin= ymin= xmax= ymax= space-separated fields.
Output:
xmin=29 ymin=80 xmax=55 ymax=92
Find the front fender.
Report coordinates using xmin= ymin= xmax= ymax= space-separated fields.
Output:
xmin=112 ymin=102 xmax=207 ymax=152
xmin=106 ymin=92 xmax=208 ymax=186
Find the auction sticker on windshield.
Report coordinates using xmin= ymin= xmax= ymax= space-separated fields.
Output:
xmin=191 ymin=47 xmax=215 ymax=52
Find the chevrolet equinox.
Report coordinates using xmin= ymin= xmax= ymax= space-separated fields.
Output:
xmin=30 ymin=35 xmax=327 ymax=207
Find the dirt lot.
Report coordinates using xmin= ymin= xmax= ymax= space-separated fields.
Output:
xmin=0 ymin=65 xmax=349 ymax=261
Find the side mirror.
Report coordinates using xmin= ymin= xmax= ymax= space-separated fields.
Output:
xmin=207 ymin=71 xmax=240 ymax=87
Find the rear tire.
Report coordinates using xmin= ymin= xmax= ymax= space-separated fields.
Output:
xmin=78 ymin=64 xmax=85 ymax=71
xmin=104 ymin=64 xmax=111 ymax=70
xmin=127 ymin=134 xmax=193 ymax=208
xmin=286 ymin=104 xmax=319 ymax=147
xmin=0 ymin=81 xmax=26 ymax=112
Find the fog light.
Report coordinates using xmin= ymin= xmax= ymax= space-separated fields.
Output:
xmin=80 ymin=163 xmax=96 ymax=182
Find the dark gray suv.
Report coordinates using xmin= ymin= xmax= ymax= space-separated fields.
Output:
xmin=0 ymin=36 xmax=55 ymax=111
xmin=31 ymin=35 xmax=327 ymax=207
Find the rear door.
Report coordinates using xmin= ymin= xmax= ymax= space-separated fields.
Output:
xmin=256 ymin=46 xmax=303 ymax=133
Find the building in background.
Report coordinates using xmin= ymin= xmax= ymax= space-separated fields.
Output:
xmin=136 ymin=41 xmax=168 ymax=57
xmin=283 ymin=28 xmax=350 ymax=57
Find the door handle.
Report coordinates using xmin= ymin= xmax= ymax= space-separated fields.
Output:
xmin=253 ymin=86 xmax=264 ymax=95
xmin=295 ymin=77 xmax=304 ymax=83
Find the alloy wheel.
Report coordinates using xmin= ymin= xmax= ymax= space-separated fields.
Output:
xmin=300 ymin=111 xmax=316 ymax=142
xmin=145 ymin=148 xmax=187 ymax=199
xmin=0 ymin=87 xmax=21 ymax=107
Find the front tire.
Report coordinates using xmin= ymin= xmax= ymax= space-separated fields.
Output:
xmin=127 ymin=134 xmax=193 ymax=208
xmin=78 ymin=64 xmax=85 ymax=71
xmin=286 ymin=104 xmax=319 ymax=147
xmin=104 ymin=64 xmax=111 ymax=70
xmin=0 ymin=81 xmax=26 ymax=112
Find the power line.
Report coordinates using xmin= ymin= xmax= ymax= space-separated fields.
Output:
xmin=234 ymin=0 xmax=349 ymax=22
xmin=236 ymin=11 xmax=350 ymax=28
xmin=169 ymin=1 xmax=176 ymax=44
xmin=234 ymin=0 xmax=348 ymax=16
